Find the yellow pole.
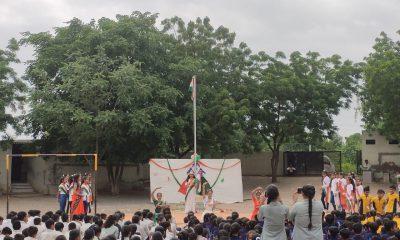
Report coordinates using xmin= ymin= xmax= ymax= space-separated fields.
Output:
xmin=94 ymin=154 xmax=98 ymax=171
xmin=6 ymin=155 xmax=10 ymax=215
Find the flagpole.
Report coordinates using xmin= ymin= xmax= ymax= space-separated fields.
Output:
xmin=193 ymin=75 xmax=197 ymax=156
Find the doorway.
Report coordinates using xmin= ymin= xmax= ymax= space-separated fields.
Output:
xmin=11 ymin=143 xmax=28 ymax=183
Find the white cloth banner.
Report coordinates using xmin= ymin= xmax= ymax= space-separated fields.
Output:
xmin=149 ymin=159 xmax=243 ymax=203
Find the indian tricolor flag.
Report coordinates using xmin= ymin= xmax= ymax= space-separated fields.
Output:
xmin=189 ymin=76 xmax=196 ymax=101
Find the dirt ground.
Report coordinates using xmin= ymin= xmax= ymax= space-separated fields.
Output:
xmin=0 ymin=176 xmax=391 ymax=224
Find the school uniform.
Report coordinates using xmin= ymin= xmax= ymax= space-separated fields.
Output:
xmin=39 ymin=229 xmax=61 ymax=240
xmin=372 ymin=196 xmax=386 ymax=215
xmin=385 ymin=192 xmax=399 ymax=213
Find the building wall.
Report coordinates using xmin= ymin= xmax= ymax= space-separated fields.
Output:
xmin=362 ymin=131 xmax=400 ymax=166
xmin=0 ymin=143 xmax=283 ymax=194
xmin=0 ymin=148 xmax=12 ymax=192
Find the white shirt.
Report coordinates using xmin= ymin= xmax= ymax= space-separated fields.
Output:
xmin=2 ymin=219 xmax=13 ymax=230
xmin=80 ymin=223 xmax=93 ymax=236
xmin=346 ymin=184 xmax=354 ymax=198
xmin=71 ymin=221 xmax=81 ymax=230
xmin=25 ymin=237 xmax=37 ymax=240
xmin=21 ymin=221 xmax=30 ymax=231
xmin=323 ymin=176 xmax=330 ymax=189
xmin=39 ymin=229 xmax=61 ymax=240
xmin=356 ymin=185 xmax=364 ymax=198
xmin=331 ymin=178 xmax=338 ymax=193
xmin=35 ymin=225 xmax=45 ymax=236
xmin=135 ymin=223 xmax=148 ymax=240
xmin=340 ymin=178 xmax=347 ymax=187
xmin=100 ymin=226 xmax=119 ymax=239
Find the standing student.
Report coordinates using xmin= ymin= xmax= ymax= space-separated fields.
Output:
xmin=81 ymin=177 xmax=91 ymax=214
xmin=345 ymin=177 xmax=356 ymax=213
xmin=289 ymin=185 xmax=324 ymax=240
xmin=184 ymin=172 xmax=198 ymax=214
xmin=258 ymin=184 xmax=288 ymax=240
xmin=385 ymin=185 xmax=399 ymax=214
xmin=330 ymin=173 xmax=339 ymax=211
xmin=372 ymin=189 xmax=386 ymax=216
xmin=58 ymin=176 xmax=69 ymax=214
xmin=249 ymin=187 xmax=265 ymax=220
xmin=321 ymin=171 xmax=330 ymax=210
xmin=70 ymin=175 xmax=85 ymax=216
xmin=151 ymin=187 xmax=167 ymax=209
xmin=202 ymin=188 xmax=217 ymax=217
xmin=355 ymin=179 xmax=364 ymax=201
xmin=358 ymin=186 xmax=372 ymax=215
xmin=338 ymin=173 xmax=347 ymax=211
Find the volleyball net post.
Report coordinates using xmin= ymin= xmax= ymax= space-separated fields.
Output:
xmin=4 ymin=153 xmax=98 ymax=215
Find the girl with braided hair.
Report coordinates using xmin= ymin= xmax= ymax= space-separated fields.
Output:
xmin=289 ymin=184 xmax=324 ymax=240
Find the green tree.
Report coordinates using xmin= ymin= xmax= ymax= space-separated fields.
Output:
xmin=0 ymin=38 xmax=25 ymax=141
xmin=245 ymin=51 xmax=360 ymax=182
xmin=361 ymin=32 xmax=400 ymax=140
xmin=22 ymin=13 xmax=180 ymax=194
xmin=161 ymin=16 xmax=250 ymax=157
xmin=22 ymin=13 xmax=249 ymax=193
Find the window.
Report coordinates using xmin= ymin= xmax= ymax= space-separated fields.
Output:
xmin=389 ymin=139 xmax=399 ymax=145
xmin=366 ymin=139 xmax=376 ymax=145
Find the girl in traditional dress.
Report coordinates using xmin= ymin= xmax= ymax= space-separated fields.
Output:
xmin=202 ymin=186 xmax=217 ymax=218
xmin=81 ymin=176 xmax=91 ymax=214
xmin=70 ymin=174 xmax=85 ymax=215
xmin=57 ymin=175 xmax=69 ymax=213
xmin=345 ymin=176 xmax=356 ymax=213
xmin=184 ymin=171 xmax=198 ymax=214
xmin=249 ymin=187 xmax=265 ymax=220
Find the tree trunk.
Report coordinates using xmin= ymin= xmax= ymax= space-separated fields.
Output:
xmin=270 ymin=149 xmax=280 ymax=182
xmin=106 ymin=163 xmax=124 ymax=195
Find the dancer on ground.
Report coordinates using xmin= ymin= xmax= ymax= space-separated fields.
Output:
xmin=70 ymin=174 xmax=85 ymax=215
xmin=289 ymin=184 xmax=324 ymax=240
xmin=321 ymin=171 xmax=330 ymax=210
xmin=249 ymin=187 xmax=265 ymax=220
xmin=81 ymin=177 xmax=91 ymax=214
xmin=184 ymin=171 xmax=197 ymax=214
xmin=151 ymin=187 xmax=168 ymax=209
xmin=330 ymin=172 xmax=339 ymax=211
xmin=345 ymin=176 xmax=356 ymax=213
xmin=57 ymin=175 xmax=69 ymax=213
xmin=202 ymin=186 xmax=217 ymax=217
xmin=258 ymin=184 xmax=288 ymax=240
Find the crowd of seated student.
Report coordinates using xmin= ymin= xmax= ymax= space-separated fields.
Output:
xmin=2 ymin=182 xmax=400 ymax=240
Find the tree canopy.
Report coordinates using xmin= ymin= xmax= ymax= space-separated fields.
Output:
xmin=361 ymin=32 xmax=400 ymax=140
xmin=12 ymin=11 xmax=365 ymax=190
xmin=0 ymin=38 xmax=25 ymax=141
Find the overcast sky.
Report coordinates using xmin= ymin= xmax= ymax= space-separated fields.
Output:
xmin=2 ymin=0 xmax=400 ymax=139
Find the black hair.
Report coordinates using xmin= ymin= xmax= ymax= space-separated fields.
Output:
xmin=1 ymin=227 xmax=12 ymax=235
xmin=194 ymin=224 xmax=203 ymax=235
xmin=378 ymin=189 xmax=385 ymax=194
xmin=69 ymin=229 xmax=80 ymax=240
xmin=45 ymin=219 xmax=55 ymax=229
xmin=328 ymin=226 xmax=339 ymax=237
xmin=56 ymin=235 xmax=67 ymax=240
xmin=84 ymin=215 xmax=93 ymax=223
xmin=353 ymin=223 xmax=362 ymax=234
xmin=152 ymin=231 xmax=164 ymax=240
xmin=104 ymin=215 xmax=116 ymax=228
xmin=22 ymin=228 xmax=29 ymax=237
xmin=265 ymin=184 xmax=279 ymax=204
xmin=27 ymin=226 xmax=38 ymax=238
xmin=130 ymin=224 xmax=137 ymax=234
xmin=231 ymin=212 xmax=239 ymax=221
xmin=364 ymin=186 xmax=370 ymax=192
xmin=55 ymin=222 xmax=64 ymax=232
xmin=14 ymin=234 xmax=25 ymax=240
xmin=68 ymin=222 xmax=77 ymax=231
xmin=120 ymin=225 xmax=131 ymax=239
xmin=41 ymin=214 xmax=49 ymax=223
xmin=17 ymin=211 xmax=27 ymax=221
xmin=131 ymin=215 xmax=140 ymax=224
xmin=302 ymin=184 xmax=316 ymax=230
xmin=13 ymin=220 xmax=21 ymax=230
xmin=339 ymin=228 xmax=351 ymax=239
xmin=83 ymin=229 xmax=95 ymax=240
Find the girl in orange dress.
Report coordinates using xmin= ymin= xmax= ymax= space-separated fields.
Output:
xmin=70 ymin=174 xmax=85 ymax=215
xmin=249 ymin=186 xmax=265 ymax=220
